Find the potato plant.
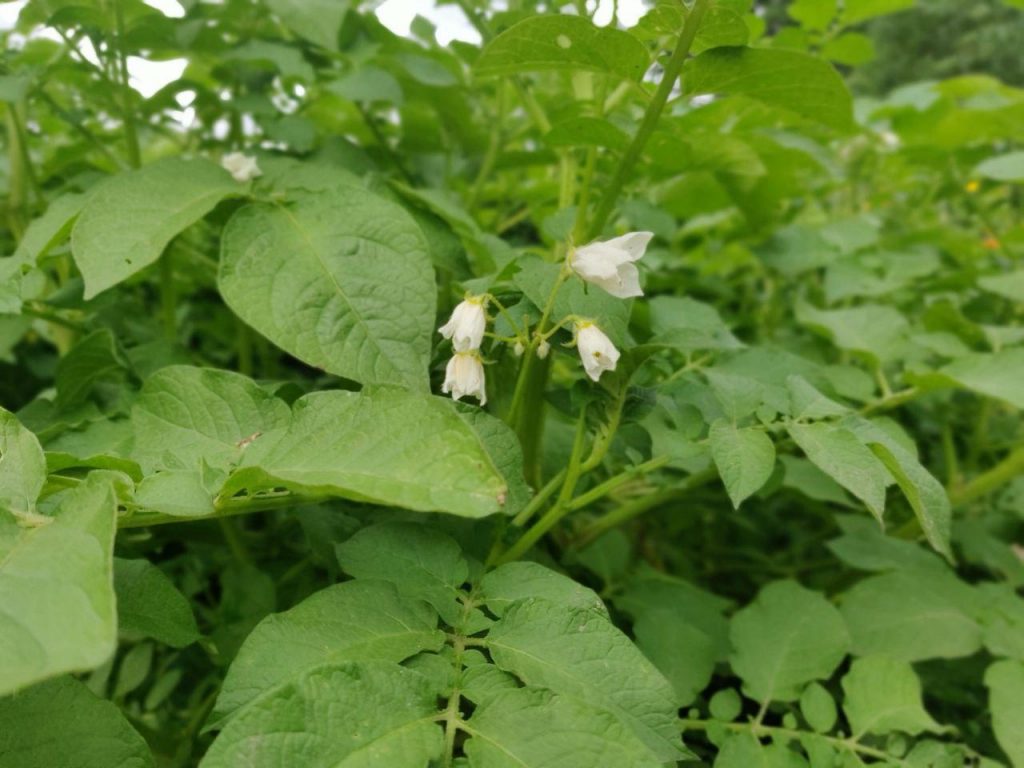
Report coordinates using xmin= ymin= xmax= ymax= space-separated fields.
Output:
xmin=1 ymin=0 xmax=1023 ymax=766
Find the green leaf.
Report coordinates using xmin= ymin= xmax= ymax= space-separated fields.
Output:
xmin=978 ymin=269 xmax=1024 ymax=302
xmin=131 ymin=365 xmax=291 ymax=475
xmin=474 ymin=15 xmax=649 ymax=81
xmin=71 ymin=158 xmax=239 ymax=298
xmin=822 ymin=32 xmax=876 ymax=65
xmin=0 ymin=676 xmax=153 ymax=768
xmin=709 ymin=420 xmax=775 ymax=509
xmin=336 ymin=523 xmax=468 ymax=626
xmin=480 ymin=561 xmax=607 ymax=618
xmin=841 ymin=0 xmax=915 ymax=25
xmin=545 ymin=116 xmax=629 ymax=151
xmin=786 ymin=422 xmax=889 ymax=522
xmin=263 ymin=0 xmax=349 ymax=51
xmin=55 ymin=329 xmax=130 ymax=411
xmin=787 ymin=374 xmax=849 ymax=419
xmin=788 ymin=0 xmax=837 ymax=30
xmin=114 ymin=558 xmax=200 ymax=648
xmin=464 ymin=687 xmax=665 ymax=768
xmin=692 ymin=5 xmax=749 ymax=54
xmin=827 ymin=516 xmax=946 ymax=574
xmin=986 ymin=660 xmax=1024 ymax=768
xmin=329 ymin=65 xmax=404 ymax=105
xmin=796 ymin=301 xmax=909 ymax=364
xmin=486 ymin=598 xmax=685 ymax=762
xmin=218 ymin=186 xmax=435 ymax=389
xmin=975 ymin=151 xmax=1024 ymax=182
xmin=867 ymin=442 xmax=952 ymax=559
xmin=632 ymin=610 xmax=718 ymax=708
xmin=12 ymin=191 xmax=89 ymax=264
xmin=210 ymin=580 xmax=444 ymax=725
xmin=841 ymin=656 xmax=942 ymax=738
xmin=840 ymin=570 xmax=981 ymax=661
xmin=977 ymin=583 xmax=1024 ymax=662
xmin=800 ymin=682 xmax=837 ymax=733
xmin=222 ymin=387 xmax=527 ymax=518
xmin=729 ymin=580 xmax=850 ymax=704
xmin=203 ymin=662 xmax=443 ymax=768
xmin=941 ymin=349 xmax=1024 ymax=409
xmin=0 ymin=474 xmax=118 ymax=696
xmin=648 ymin=296 xmax=744 ymax=352
xmin=0 ymin=407 xmax=46 ymax=513
xmin=683 ymin=48 xmax=854 ymax=131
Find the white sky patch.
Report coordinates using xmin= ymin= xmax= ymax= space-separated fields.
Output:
xmin=128 ymin=56 xmax=188 ymax=97
xmin=143 ymin=0 xmax=185 ymax=17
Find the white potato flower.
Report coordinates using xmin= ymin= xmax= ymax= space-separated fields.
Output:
xmin=442 ymin=351 xmax=487 ymax=405
xmin=537 ymin=340 xmax=550 ymax=359
xmin=574 ymin=321 xmax=619 ymax=382
xmin=570 ymin=231 xmax=653 ymax=298
xmin=221 ymin=152 xmax=262 ymax=183
xmin=438 ymin=296 xmax=487 ymax=352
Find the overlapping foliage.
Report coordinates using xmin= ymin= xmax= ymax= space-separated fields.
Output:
xmin=1 ymin=0 xmax=1023 ymax=766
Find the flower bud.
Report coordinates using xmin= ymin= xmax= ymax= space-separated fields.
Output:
xmin=537 ymin=340 xmax=550 ymax=359
xmin=442 ymin=351 xmax=487 ymax=405
xmin=574 ymin=321 xmax=619 ymax=382
xmin=570 ymin=231 xmax=653 ymax=299
xmin=513 ymin=341 xmax=525 ymax=356
xmin=221 ymin=152 xmax=262 ymax=183
xmin=438 ymin=296 xmax=487 ymax=352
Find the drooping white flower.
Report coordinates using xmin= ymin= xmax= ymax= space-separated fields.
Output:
xmin=221 ymin=152 xmax=262 ymax=183
xmin=438 ymin=296 xmax=487 ymax=352
xmin=442 ymin=351 xmax=487 ymax=405
xmin=570 ymin=231 xmax=653 ymax=298
xmin=574 ymin=321 xmax=619 ymax=382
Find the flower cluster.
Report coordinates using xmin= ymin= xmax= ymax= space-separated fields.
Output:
xmin=439 ymin=295 xmax=488 ymax=405
xmin=436 ymin=232 xmax=652 ymax=406
xmin=221 ymin=152 xmax=261 ymax=183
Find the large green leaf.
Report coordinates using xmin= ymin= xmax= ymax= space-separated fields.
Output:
xmin=867 ymin=442 xmax=952 ymax=558
xmin=986 ymin=660 xmax=1024 ymax=768
xmin=463 ymin=687 xmax=664 ymax=768
xmin=71 ymin=158 xmax=239 ymax=298
xmin=263 ymin=0 xmax=348 ymax=50
xmin=485 ymin=598 xmax=685 ymax=762
xmin=221 ymin=387 xmax=527 ymax=519
xmin=840 ymin=570 xmax=981 ymax=661
xmin=683 ymin=48 xmax=854 ymax=131
xmin=787 ymin=422 xmax=889 ymax=522
xmin=841 ymin=656 xmax=942 ymax=738
xmin=0 ymin=474 xmax=118 ymax=696
xmin=218 ymin=186 xmax=435 ymax=389
xmin=0 ymin=676 xmax=153 ymax=768
xmin=203 ymin=662 xmax=443 ymax=768
xmin=210 ymin=580 xmax=444 ymax=725
xmin=941 ymin=350 xmax=1024 ymax=409
xmin=114 ymin=558 xmax=200 ymax=648
xmin=729 ymin=580 xmax=850 ymax=704
xmin=131 ymin=365 xmax=291 ymax=475
xmin=0 ymin=407 xmax=45 ymax=513
xmin=709 ymin=419 xmax=776 ymax=509
xmin=475 ymin=15 xmax=649 ymax=80
xmin=974 ymin=150 xmax=1024 ymax=182
xmin=336 ymin=523 xmax=469 ymax=625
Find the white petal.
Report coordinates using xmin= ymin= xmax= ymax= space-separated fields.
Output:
xmin=575 ymin=324 xmax=620 ymax=382
xmin=606 ymin=262 xmax=643 ymax=299
xmin=572 ymin=245 xmax=623 ymax=281
xmin=602 ymin=231 xmax=653 ymax=261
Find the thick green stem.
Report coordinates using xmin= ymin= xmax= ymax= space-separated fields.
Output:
xmin=586 ymin=0 xmax=710 ymax=240
xmin=113 ymin=0 xmax=141 ymax=168
xmin=576 ymin=466 xmax=717 ymax=546
xmin=566 ymin=455 xmax=670 ymax=513
xmin=950 ymin=446 xmax=1024 ymax=509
